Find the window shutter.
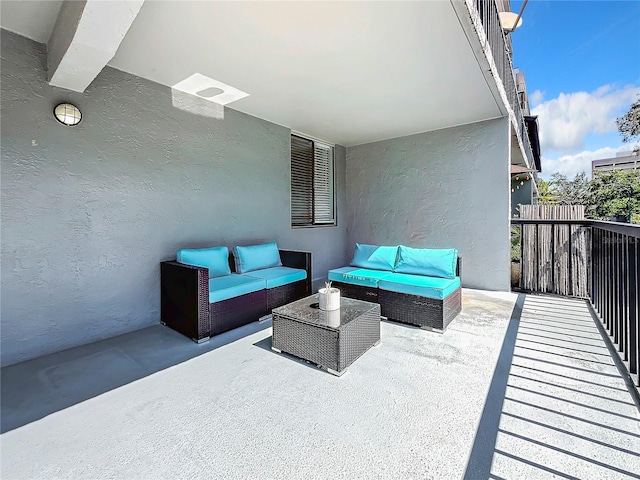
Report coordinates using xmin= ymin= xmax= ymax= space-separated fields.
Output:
xmin=291 ymin=135 xmax=314 ymax=226
xmin=313 ymin=142 xmax=334 ymax=224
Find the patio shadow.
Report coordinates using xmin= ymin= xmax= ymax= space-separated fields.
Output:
xmin=463 ymin=294 xmax=640 ymax=479
xmin=1 ymin=320 xmax=271 ymax=433
xmin=463 ymin=293 xmax=525 ymax=480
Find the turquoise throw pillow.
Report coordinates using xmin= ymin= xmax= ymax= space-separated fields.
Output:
xmin=394 ymin=246 xmax=458 ymax=279
xmin=176 ymin=246 xmax=231 ymax=278
xmin=233 ymin=242 xmax=282 ymax=274
xmin=350 ymin=243 xmax=399 ymax=271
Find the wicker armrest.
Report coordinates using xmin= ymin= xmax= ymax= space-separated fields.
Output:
xmin=279 ymin=250 xmax=312 ymax=295
xmin=160 ymin=261 xmax=210 ymax=341
xmin=456 ymin=256 xmax=462 ymax=281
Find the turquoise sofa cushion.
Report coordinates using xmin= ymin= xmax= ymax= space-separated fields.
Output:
xmin=350 ymin=243 xmax=398 ymax=271
xmin=379 ymin=273 xmax=460 ymax=300
xmin=177 ymin=246 xmax=231 ymax=278
xmin=242 ymin=266 xmax=306 ymax=289
xmin=233 ymin=242 xmax=282 ymax=274
xmin=208 ymin=274 xmax=266 ymax=303
xmin=394 ymin=246 xmax=458 ymax=279
xmin=328 ymin=266 xmax=394 ymax=288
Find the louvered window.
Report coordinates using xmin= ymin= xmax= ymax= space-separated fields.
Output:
xmin=291 ymin=134 xmax=335 ymax=227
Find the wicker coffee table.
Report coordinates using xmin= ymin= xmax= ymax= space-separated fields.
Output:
xmin=271 ymin=294 xmax=381 ymax=376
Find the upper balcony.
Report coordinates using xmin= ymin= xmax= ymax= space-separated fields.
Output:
xmin=459 ymin=0 xmax=540 ymax=172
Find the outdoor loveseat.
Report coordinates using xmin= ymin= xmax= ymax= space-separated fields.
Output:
xmin=161 ymin=242 xmax=311 ymax=342
xmin=328 ymin=244 xmax=461 ymax=332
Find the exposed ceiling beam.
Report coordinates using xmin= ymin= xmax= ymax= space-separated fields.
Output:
xmin=47 ymin=0 xmax=144 ymax=92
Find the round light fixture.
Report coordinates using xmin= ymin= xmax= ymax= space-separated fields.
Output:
xmin=498 ymin=11 xmax=523 ymax=31
xmin=53 ymin=103 xmax=82 ymax=126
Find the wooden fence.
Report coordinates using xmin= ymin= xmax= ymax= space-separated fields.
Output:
xmin=518 ymin=205 xmax=590 ymax=297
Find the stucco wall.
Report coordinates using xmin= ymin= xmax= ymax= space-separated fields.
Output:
xmin=0 ymin=31 xmax=349 ymax=366
xmin=511 ymin=177 xmax=533 ymax=216
xmin=345 ymin=118 xmax=511 ymax=291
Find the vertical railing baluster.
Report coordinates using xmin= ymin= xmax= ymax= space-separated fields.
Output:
xmin=600 ymin=230 xmax=603 ymax=311
xmin=611 ymin=233 xmax=619 ymax=346
xmin=611 ymin=230 xmax=617 ymax=337
xmin=603 ymin=229 xmax=607 ymax=326
xmin=605 ymin=228 xmax=609 ymax=328
xmin=620 ymin=232 xmax=624 ymax=352
xmin=621 ymin=234 xmax=628 ymax=358
xmin=630 ymin=237 xmax=639 ymax=382
xmin=616 ymin=232 xmax=621 ymax=351
xmin=598 ymin=228 xmax=603 ymax=316
xmin=591 ymin=227 xmax=596 ymax=308
xmin=616 ymin=234 xmax=624 ymax=352
xmin=602 ymin=229 xmax=607 ymax=327
xmin=617 ymin=231 xmax=620 ymax=351
xmin=592 ymin=228 xmax=596 ymax=308
xmin=604 ymin=231 xmax=613 ymax=335
xmin=617 ymin=233 xmax=623 ymax=348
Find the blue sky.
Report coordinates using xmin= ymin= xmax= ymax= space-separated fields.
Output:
xmin=509 ymin=0 xmax=640 ymax=179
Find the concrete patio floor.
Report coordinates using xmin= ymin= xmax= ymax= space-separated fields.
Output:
xmin=1 ymin=289 xmax=639 ymax=479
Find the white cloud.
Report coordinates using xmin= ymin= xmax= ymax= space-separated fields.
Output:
xmin=532 ymin=84 xmax=640 ymax=154
xmin=529 ymin=89 xmax=544 ymax=107
xmin=540 ymin=145 xmax=638 ymax=180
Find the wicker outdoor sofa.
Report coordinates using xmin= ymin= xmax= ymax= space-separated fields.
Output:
xmin=161 ymin=242 xmax=311 ymax=342
xmin=329 ymin=244 xmax=462 ymax=332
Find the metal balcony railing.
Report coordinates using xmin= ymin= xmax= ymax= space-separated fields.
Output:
xmin=511 ymin=218 xmax=640 ymax=388
xmin=469 ymin=0 xmax=535 ymax=168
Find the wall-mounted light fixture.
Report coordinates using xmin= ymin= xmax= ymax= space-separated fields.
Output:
xmin=53 ymin=103 xmax=82 ymax=126
xmin=499 ymin=0 xmax=528 ymax=33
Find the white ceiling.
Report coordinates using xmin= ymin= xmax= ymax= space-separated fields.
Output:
xmin=1 ymin=1 xmax=502 ymax=147
xmin=0 ymin=1 xmax=62 ymax=43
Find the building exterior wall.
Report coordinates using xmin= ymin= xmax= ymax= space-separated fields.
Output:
xmin=0 ymin=31 xmax=349 ymax=366
xmin=592 ymin=153 xmax=639 ymax=175
xmin=511 ymin=177 xmax=533 ymax=216
xmin=345 ymin=118 xmax=511 ymax=291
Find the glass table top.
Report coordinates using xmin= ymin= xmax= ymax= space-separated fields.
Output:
xmin=272 ymin=294 xmax=379 ymax=329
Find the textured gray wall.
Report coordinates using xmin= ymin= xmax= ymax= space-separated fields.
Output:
xmin=0 ymin=31 xmax=348 ymax=366
xmin=511 ymin=178 xmax=533 ymax=216
xmin=345 ymin=118 xmax=511 ymax=291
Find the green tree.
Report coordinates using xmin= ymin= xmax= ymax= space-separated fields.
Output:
xmin=538 ymin=172 xmax=589 ymax=205
xmin=587 ymin=170 xmax=640 ymax=223
xmin=616 ymin=98 xmax=640 ymax=153
xmin=536 ymin=178 xmax=557 ymax=205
